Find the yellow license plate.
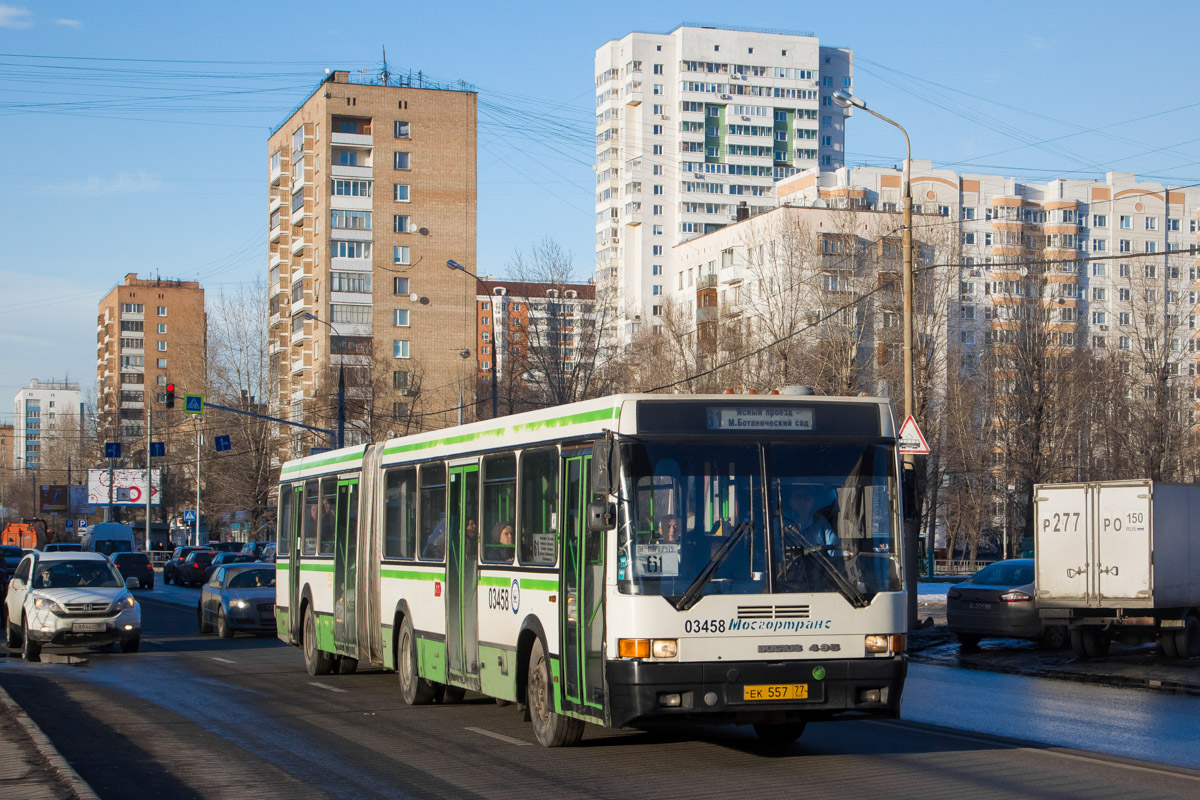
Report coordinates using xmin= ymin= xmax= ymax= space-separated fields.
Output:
xmin=743 ymin=683 xmax=808 ymax=701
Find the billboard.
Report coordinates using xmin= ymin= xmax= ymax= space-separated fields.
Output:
xmin=39 ymin=485 xmax=70 ymax=514
xmin=69 ymin=485 xmax=95 ymax=515
xmin=87 ymin=468 xmax=162 ymax=506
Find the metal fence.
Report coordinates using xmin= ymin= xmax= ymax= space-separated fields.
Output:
xmin=933 ymin=558 xmax=996 ymax=576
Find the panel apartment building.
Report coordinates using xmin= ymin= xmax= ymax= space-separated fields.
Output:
xmin=594 ymin=24 xmax=852 ymax=342
xmin=268 ymin=70 xmax=477 ymax=453
xmin=12 ymin=379 xmax=82 ymax=472
xmin=96 ymin=274 xmax=207 ymax=443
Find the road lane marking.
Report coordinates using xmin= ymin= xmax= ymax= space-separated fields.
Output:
xmin=871 ymin=720 xmax=1200 ymax=781
xmin=309 ymin=681 xmax=347 ymax=693
xmin=465 ymin=727 xmax=532 ymax=746
xmin=211 ymin=657 xmax=236 ymax=664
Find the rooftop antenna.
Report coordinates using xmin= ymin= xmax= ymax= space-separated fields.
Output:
xmin=381 ymin=46 xmax=389 ymax=86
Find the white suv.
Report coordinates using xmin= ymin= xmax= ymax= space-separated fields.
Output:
xmin=4 ymin=552 xmax=142 ymax=661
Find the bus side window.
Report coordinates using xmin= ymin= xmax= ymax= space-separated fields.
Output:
xmin=482 ymin=454 xmax=516 ymax=564
xmin=384 ymin=467 xmax=417 ymax=559
xmin=318 ymin=477 xmax=337 ymax=555
xmin=278 ymin=483 xmax=295 ymax=557
xmin=417 ymin=463 xmax=447 ymax=561
xmin=519 ymin=448 xmax=557 ymax=565
xmin=302 ymin=479 xmax=318 ymax=556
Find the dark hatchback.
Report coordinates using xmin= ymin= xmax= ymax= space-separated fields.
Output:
xmin=947 ymin=558 xmax=1065 ymax=649
xmin=203 ymin=552 xmax=257 ymax=583
xmin=110 ymin=552 xmax=155 ymax=590
xmin=164 ymin=546 xmax=210 ymax=585
xmin=177 ymin=551 xmax=218 ymax=587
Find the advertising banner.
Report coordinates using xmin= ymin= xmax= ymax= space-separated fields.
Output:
xmin=87 ymin=468 xmax=162 ymax=506
xmin=39 ymin=485 xmax=70 ymax=514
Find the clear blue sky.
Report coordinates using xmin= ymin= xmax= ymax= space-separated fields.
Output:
xmin=3 ymin=1 xmax=1199 ymax=420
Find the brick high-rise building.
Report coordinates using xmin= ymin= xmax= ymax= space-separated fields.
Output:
xmin=96 ymin=274 xmax=207 ymax=442
xmin=268 ymin=70 xmax=477 ymax=453
xmin=0 ymin=424 xmax=12 ymax=473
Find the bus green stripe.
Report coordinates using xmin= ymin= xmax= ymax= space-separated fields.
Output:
xmin=381 ymin=405 xmax=620 ymax=457
xmin=381 ymin=568 xmax=446 ymax=581
xmin=280 ymin=447 xmax=366 ymax=476
xmin=299 ymin=563 xmax=336 ymax=573
xmin=479 ymin=575 xmax=558 ymax=591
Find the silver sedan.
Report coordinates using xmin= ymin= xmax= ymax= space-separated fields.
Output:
xmin=197 ymin=564 xmax=277 ymax=638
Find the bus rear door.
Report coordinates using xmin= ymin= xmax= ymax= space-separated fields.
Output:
xmin=333 ymin=478 xmax=359 ymax=655
xmin=446 ymin=462 xmax=481 ymax=690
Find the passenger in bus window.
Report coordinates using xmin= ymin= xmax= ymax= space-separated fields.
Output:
xmin=422 ymin=516 xmax=446 ymax=560
xmin=486 ymin=522 xmax=515 ymax=563
xmin=319 ymin=497 xmax=335 ymax=554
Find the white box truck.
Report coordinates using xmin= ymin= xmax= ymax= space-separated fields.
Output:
xmin=1033 ymin=480 xmax=1200 ymax=659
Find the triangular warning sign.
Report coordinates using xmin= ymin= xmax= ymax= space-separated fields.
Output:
xmin=898 ymin=415 xmax=930 ymax=455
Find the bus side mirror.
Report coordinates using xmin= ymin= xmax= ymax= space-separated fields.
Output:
xmin=591 ymin=437 xmax=613 ymax=495
xmin=587 ymin=501 xmax=614 ymax=532
xmin=901 ymin=462 xmax=918 ymax=524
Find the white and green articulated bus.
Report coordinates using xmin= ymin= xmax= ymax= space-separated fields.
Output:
xmin=274 ymin=391 xmax=909 ymax=746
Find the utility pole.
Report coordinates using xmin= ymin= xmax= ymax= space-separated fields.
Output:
xmin=195 ymin=416 xmax=201 ymax=546
xmin=145 ymin=399 xmax=153 ymax=552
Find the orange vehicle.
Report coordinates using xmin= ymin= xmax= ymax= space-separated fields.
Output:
xmin=1 ymin=521 xmax=47 ymax=550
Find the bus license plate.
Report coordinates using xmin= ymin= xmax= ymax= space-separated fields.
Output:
xmin=72 ymin=622 xmax=105 ymax=632
xmin=744 ymin=684 xmax=808 ymax=701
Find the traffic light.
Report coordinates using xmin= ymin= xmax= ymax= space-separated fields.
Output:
xmin=165 ymin=383 xmax=175 ymax=408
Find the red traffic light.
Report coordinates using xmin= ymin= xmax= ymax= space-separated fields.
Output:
xmin=165 ymin=383 xmax=176 ymax=409
xmin=166 ymin=383 xmax=175 ymax=392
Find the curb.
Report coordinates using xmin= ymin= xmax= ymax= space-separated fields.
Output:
xmin=0 ymin=683 xmax=100 ymax=800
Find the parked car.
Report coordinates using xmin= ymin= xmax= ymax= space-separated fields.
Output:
xmin=207 ymin=541 xmax=243 ymax=553
xmin=240 ymin=541 xmax=270 ymax=559
xmin=4 ymin=552 xmax=141 ymax=660
xmin=176 ymin=551 xmax=218 ymax=587
xmin=163 ymin=546 xmax=209 ymax=585
xmin=947 ymin=558 xmax=1066 ymax=649
xmin=110 ymin=552 xmax=155 ymax=590
xmin=198 ymin=564 xmax=277 ymax=638
xmin=259 ymin=542 xmax=277 ymax=563
xmin=203 ymin=552 xmax=256 ymax=583
xmin=43 ymin=543 xmax=83 ymax=553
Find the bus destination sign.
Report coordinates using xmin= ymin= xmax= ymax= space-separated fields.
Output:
xmin=706 ymin=406 xmax=814 ymax=431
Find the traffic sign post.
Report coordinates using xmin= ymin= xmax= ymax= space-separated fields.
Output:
xmin=150 ymin=442 xmax=165 ymax=458
xmin=214 ymin=435 xmax=231 ymax=452
xmin=183 ymin=509 xmax=196 ymax=523
xmin=898 ymin=416 xmax=931 ymax=455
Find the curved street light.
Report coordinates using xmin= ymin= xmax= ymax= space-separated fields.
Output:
xmin=446 ymin=259 xmax=498 ymax=419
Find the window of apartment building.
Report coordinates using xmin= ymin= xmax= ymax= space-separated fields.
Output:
xmin=652 ymin=264 xmax=663 ymax=275
xmin=937 ymin=205 xmax=950 ymax=217
xmin=331 ymin=304 xmax=371 ymax=324
xmin=332 ymin=210 xmax=371 ymax=230
xmin=331 ymin=179 xmax=371 ymax=197
xmin=393 ymin=370 xmax=410 ymax=391
xmin=156 ymin=341 xmax=166 ymax=352
xmin=652 ymin=225 xmax=663 ymax=235
xmin=1145 ymin=216 xmax=1158 ymax=230
xmin=393 ymin=277 xmax=410 ymax=296
xmin=331 ymin=272 xmax=371 ymax=293
xmin=393 ymin=215 xmax=410 ymax=233
xmin=1119 ymin=239 xmax=1131 ymax=252
xmin=1145 ymin=264 xmax=1157 ymax=278
xmin=1092 ymin=239 xmax=1107 ymax=251
xmin=157 ymin=323 xmax=166 ymax=334
xmin=157 ymin=375 xmax=166 ymax=386
xmin=652 ymin=104 xmax=663 ymax=114
xmin=120 ymin=320 xmax=143 ymax=332
xmin=1092 ymin=311 xmax=1106 ymax=325
xmin=1145 ymin=241 xmax=1157 ymax=254
xmin=157 ymin=358 xmax=167 ymax=369
xmin=652 ymin=305 xmax=663 ymax=316
xmin=1092 ymin=263 xmax=1107 ymax=276
xmin=393 ymin=340 xmax=410 ymax=358
xmin=1119 ymin=313 xmax=1131 ymax=326
xmin=1093 ymin=287 xmax=1106 ymax=301
xmin=1119 ymin=288 xmax=1131 ymax=302
xmin=963 ymin=232 xmax=975 ymax=245
xmin=653 ymin=64 xmax=663 ymax=74
xmin=652 ymin=204 xmax=663 ymax=215
xmin=394 ymin=120 xmax=410 ymax=138
xmin=393 ymin=246 xmax=410 ymax=265
xmin=394 ymin=152 xmax=410 ymax=170
xmin=121 ymin=303 xmax=143 ymax=314
xmin=292 ymin=126 xmax=304 ymax=154
xmin=120 ymin=356 xmax=144 ymax=368
xmin=332 ymin=240 xmax=370 ymax=259
xmin=393 ymin=309 xmax=409 ymax=327
xmin=963 ymin=207 xmax=975 ymax=220
xmin=394 ymin=184 xmax=410 ymax=202
xmin=652 ymin=245 xmax=663 ymax=255
xmin=119 ymin=337 xmax=142 ymax=349
xmin=820 ymin=135 xmax=832 ymax=146
xmin=652 ymin=124 xmax=663 ymax=135
xmin=652 ymin=285 xmax=662 ymax=296
xmin=1093 ymin=214 xmax=1107 ymax=227
xmin=652 ymin=145 xmax=663 ymax=155
xmin=1119 ymin=215 xmax=1132 ymax=228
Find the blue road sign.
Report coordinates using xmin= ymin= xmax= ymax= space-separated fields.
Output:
xmin=78 ymin=520 xmax=87 ymax=530
xmin=185 ymin=394 xmax=204 ymax=414
xmin=310 ymin=447 xmax=330 ymax=456
xmin=214 ymin=435 xmax=231 ymax=452
xmin=105 ymin=442 xmax=121 ymax=458
xmin=183 ymin=509 xmax=196 ymax=522
xmin=150 ymin=442 xmax=165 ymax=457
xmin=65 ymin=519 xmax=74 ymax=529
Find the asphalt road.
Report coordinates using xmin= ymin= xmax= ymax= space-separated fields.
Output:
xmin=1 ymin=595 xmax=1199 ymax=799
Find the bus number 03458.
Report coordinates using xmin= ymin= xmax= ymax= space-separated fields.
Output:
xmin=684 ymin=619 xmax=726 ymax=633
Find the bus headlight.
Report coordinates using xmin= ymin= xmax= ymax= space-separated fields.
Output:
xmin=652 ymin=639 xmax=678 ymax=658
xmin=864 ymin=634 xmax=890 ymax=653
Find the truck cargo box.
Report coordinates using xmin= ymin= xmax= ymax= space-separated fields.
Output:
xmin=1034 ymin=480 xmax=1200 ymax=610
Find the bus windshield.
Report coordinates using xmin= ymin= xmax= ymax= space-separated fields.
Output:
xmin=618 ymin=441 xmax=901 ymax=603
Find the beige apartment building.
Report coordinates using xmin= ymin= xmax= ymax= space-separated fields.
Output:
xmin=268 ymin=70 xmax=477 ymax=453
xmin=96 ymin=274 xmax=207 ymax=442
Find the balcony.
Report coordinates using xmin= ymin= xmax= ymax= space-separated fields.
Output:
xmin=695 ymin=306 xmax=718 ymax=323
xmin=269 ymin=195 xmax=283 ymax=214
xmin=698 ymin=273 xmax=718 ymax=289
xmin=331 ymin=164 xmax=373 ymax=179
xmin=330 ymin=194 xmax=372 ymax=212
xmin=269 ymin=250 xmax=283 ymax=269
xmin=290 ymin=204 xmax=308 ymax=227
xmin=290 ymin=235 xmax=308 ymax=255
xmin=331 ymin=131 xmax=373 ymax=147
xmin=270 ymin=224 xmax=283 ymax=243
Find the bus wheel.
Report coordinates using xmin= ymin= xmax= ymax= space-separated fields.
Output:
xmin=398 ymin=618 xmax=435 ymax=705
xmin=753 ymin=721 xmax=806 ymax=745
xmin=303 ymin=606 xmax=334 ymax=676
xmin=336 ymin=656 xmax=358 ymax=675
xmin=441 ymin=685 xmax=466 ymax=704
xmin=527 ymin=638 xmax=584 ymax=747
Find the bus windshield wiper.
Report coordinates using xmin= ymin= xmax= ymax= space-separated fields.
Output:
xmin=780 ymin=524 xmax=869 ymax=608
xmin=674 ymin=520 xmax=753 ymax=612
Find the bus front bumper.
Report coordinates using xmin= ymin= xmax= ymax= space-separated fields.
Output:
xmin=605 ymin=655 xmax=906 ymax=729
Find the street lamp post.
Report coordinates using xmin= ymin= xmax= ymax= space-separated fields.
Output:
xmin=833 ymin=90 xmax=919 ymax=629
xmin=446 ymin=259 xmax=498 ymax=420
xmin=302 ymin=312 xmax=345 ymax=449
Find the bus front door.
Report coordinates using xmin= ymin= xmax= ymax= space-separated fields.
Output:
xmin=446 ymin=464 xmax=481 ymax=690
xmin=561 ymin=452 xmax=605 ymax=717
xmin=333 ymin=479 xmax=359 ymax=655
xmin=288 ymin=485 xmax=303 ymax=643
